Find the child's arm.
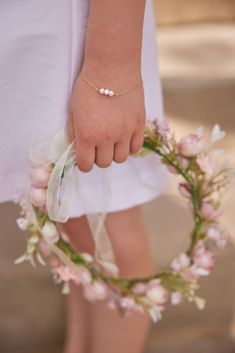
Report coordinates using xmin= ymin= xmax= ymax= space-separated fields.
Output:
xmin=67 ymin=0 xmax=147 ymax=172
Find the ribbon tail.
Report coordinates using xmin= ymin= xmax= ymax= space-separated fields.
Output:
xmin=86 ymin=213 xmax=120 ymax=277
xmin=46 ymin=139 xmax=76 ymax=222
xmin=74 ymin=167 xmax=120 ymax=278
xmin=29 ymin=122 xmax=120 ymax=277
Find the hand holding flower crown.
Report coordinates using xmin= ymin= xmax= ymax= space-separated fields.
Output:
xmin=14 ymin=120 xmax=234 ymax=323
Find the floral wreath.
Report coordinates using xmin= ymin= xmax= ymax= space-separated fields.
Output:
xmin=14 ymin=120 xmax=234 ymax=323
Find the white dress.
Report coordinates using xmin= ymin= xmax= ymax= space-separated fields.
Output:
xmin=0 ymin=0 xmax=168 ymax=218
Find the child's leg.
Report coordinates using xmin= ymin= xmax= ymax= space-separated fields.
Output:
xmin=63 ymin=283 xmax=90 ymax=353
xmin=60 ymin=216 xmax=94 ymax=353
xmin=60 ymin=205 xmax=155 ymax=353
xmin=90 ymin=205 xmax=155 ymax=353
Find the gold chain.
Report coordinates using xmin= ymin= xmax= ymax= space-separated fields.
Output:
xmin=79 ymin=73 xmax=143 ymax=97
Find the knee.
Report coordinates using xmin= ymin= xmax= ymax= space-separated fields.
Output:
xmin=116 ymin=247 xmax=156 ymax=279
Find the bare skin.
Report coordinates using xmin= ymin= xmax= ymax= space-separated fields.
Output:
xmin=67 ymin=0 xmax=147 ymax=171
xmin=61 ymin=206 xmax=155 ymax=353
xmin=63 ymin=1 xmax=155 ymax=352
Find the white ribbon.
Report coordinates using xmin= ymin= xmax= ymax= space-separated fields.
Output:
xmin=29 ymin=123 xmax=120 ymax=277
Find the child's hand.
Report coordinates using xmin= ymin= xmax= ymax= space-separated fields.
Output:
xmin=67 ymin=64 xmax=146 ymax=172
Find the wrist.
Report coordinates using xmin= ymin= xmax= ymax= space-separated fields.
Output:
xmin=80 ymin=58 xmax=142 ymax=92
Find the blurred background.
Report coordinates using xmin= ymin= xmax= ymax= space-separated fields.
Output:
xmin=0 ymin=0 xmax=234 ymax=352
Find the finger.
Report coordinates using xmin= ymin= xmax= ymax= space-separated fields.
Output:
xmin=130 ymin=129 xmax=144 ymax=155
xmin=75 ymin=142 xmax=95 ymax=172
xmin=95 ymin=142 xmax=114 ymax=168
xmin=113 ymin=139 xmax=130 ymax=163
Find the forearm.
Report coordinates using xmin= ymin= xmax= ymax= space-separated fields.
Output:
xmin=81 ymin=0 xmax=146 ymax=84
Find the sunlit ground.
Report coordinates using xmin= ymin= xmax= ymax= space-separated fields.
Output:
xmin=0 ymin=23 xmax=234 ymax=353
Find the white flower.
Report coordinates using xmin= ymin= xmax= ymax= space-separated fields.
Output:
xmin=41 ymin=222 xmax=59 ymax=244
xmin=195 ymin=126 xmax=204 ymax=137
xmin=14 ymin=253 xmax=36 ymax=267
xmin=171 ymin=253 xmax=191 ymax=272
xmin=211 ymin=124 xmax=226 ymax=144
xmin=62 ymin=281 xmax=70 ymax=295
xmin=171 ymin=292 xmax=183 ymax=305
xmin=14 ymin=254 xmax=28 ymax=265
xmin=29 ymin=234 xmax=39 ymax=245
xmin=81 ymin=252 xmax=94 ymax=263
xmin=194 ymin=296 xmax=206 ymax=310
xmin=36 ymin=251 xmax=46 ymax=266
xmin=146 ymin=285 xmax=169 ymax=305
xmin=16 ymin=217 xmax=29 ymax=230
xmin=148 ymin=306 xmax=162 ymax=323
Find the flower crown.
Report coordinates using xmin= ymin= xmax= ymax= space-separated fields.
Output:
xmin=14 ymin=120 xmax=234 ymax=323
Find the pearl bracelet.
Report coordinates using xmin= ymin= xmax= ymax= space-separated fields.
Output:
xmin=80 ymin=73 xmax=143 ymax=97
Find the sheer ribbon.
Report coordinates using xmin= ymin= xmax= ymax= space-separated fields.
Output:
xmin=29 ymin=123 xmax=120 ymax=277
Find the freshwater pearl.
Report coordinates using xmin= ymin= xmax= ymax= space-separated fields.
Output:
xmin=99 ymin=88 xmax=105 ymax=94
xmin=108 ymin=90 xmax=114 ymax=96
xmin=104 ymin=89 xmax=110 ymax=95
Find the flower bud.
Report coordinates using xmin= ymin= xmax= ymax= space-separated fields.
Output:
xmin=29 ymin=186 xmax=47 ymax=207
xmin=179 ymin=134 xmax=205 ymax=157
xmin=41 ymin=221 xmax=59 ymax=244
xmin=146 ymin=283 xmax=169 ymax=305
xmin=83 ymin=280 xmax=108 ymax=302
xmin=30 ymin=166 xmax=51 ymax=188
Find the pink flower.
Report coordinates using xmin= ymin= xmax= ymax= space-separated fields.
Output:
xmin=200 ymin=202 xmax=223 ymax=221
xmin=50 ymin=256 xmax=61 ymax=268
xmin=178 ymin=183 xmax=191 ymax=198
xmin=120 ymin=296 xmax=136 ymax=310
xmin=217 ymin=230 xmax=231 ymax=249
xmin=75 ymin=266 xmax=92 ymax=285
xmin=181 ymin=267 xmax=199 ymax=281
xmin=157 ymin=118 xmax=170 ymax=137
xmin=171 ymin=292 xmax=183 ymax=305
xmin=30 ymin=166 xmax=51 ymax=188
xmin=132 ymin=282 xmax=147 ymax=295
xmin=29 ymin=186 xmax=47 ymax=207
xmin=193 ymin=246 xmax=215 ymax=275
xmin=180 ymin=157 xmax=190 ymax=170
xmin=83 ymin=280 xmax=108 ymax=302
xmin=147 ymin=118 xmax=169 ymax=138
xmin=207 ymin=227 xmax=230 ymax=249
xmin=41 ymin=221 xmax=60 ymax=244
xmin=178 ymin=134 xmax=205 ymax=157
xmin=167 ymin=164 xmax=178 ymax=174
xmin=38 ymin=239 xmax=52 ymax=256
xmin=57 ymin=266 xmax=78 ymax=282
xmin=206 ymin=227 xmax=220 ymax=242
xmin=197 ymin=155 xmax=217 ymax=178
xmin=146 ymin=280 xmax=169 ymax=305
xmin=171 ymin=253 xmax=191 ymax=272
xmin=16 ymin=217 xmax=29 ymax=230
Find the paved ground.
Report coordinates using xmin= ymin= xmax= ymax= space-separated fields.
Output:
xmin=0 ymin=23 xmax=235 ymax=353
xmin=153 ymin=0 xmax=235 ymax=25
